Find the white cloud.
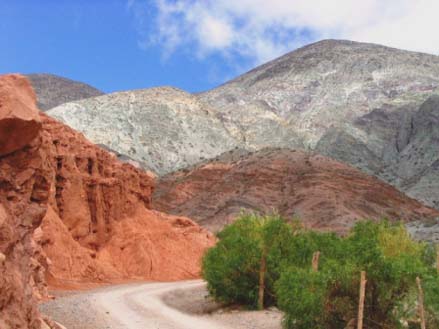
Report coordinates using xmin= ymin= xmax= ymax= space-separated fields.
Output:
xmin=131 ymin=0 xmax=439 ymax=67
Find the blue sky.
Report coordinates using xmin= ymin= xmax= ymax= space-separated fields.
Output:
xmin=0 ymin=0 xmax=252 ymax=93
xmin=1 ymin=0 xmax=438 ymax=94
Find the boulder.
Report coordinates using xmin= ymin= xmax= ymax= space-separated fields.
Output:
xmin=0 ymin=74 xmax=41 ymax=156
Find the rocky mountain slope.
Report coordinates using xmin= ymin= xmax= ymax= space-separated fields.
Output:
xmin=0 ymin=74 xmax=215 ymax=328
xmin=154 ymin=148 xmax=439 ymax=233
xmin=391 ymin=96 xmax=439 ymax=209
xmin=199 ymin=40 xmax=439 ymax=209
xmin=26 ymin=73 xmax=103 ymax=111
xmin=47 ymin=40 xmax=439 ymax=209
xmin=48 ymin=87 xmax=239 ymax=174
xmin=200 ymin=39 xmax=439 ymax=148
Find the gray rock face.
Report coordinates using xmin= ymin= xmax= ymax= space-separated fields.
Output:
xmin=407 ymin=218 xmax=439 ymax=243
xmin=386 ymin=96 xmax=439 ymax=208
xmin=26 ymin=73 xmax=103 ymax=111
xmin=48 ymin=87 xmax=240 ymax=174
xmin=200 ymin=39 xmax=439 ymax=149
xmin=313 ymin=96 xmax=439 ymax=209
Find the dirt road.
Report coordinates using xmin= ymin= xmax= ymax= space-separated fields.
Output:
xmin=95 ymin=280 xmax=229 ymax=329
xmin=40 ymin=280 xmax=282 ymax=329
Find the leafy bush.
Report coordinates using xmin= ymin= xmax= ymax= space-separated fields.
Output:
xmin=202 ymin=215 xmax=439 ymax=328
xmin=276 ymin=268 xmax=328 ymax=328
xmin=202 ymin=213 xmax=293 ymax=308
xmin=276 ymin=220 xmax=439 ymax=329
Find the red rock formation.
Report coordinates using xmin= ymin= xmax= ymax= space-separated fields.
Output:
xmin=0 ymin=73 xmax=215 ymax=328
xmin=0 ymin=74 xmax=42 ymax=156
xmin=0 ymin=74 xmax=50 ymax=329
xmin=154 ymin=148 xmax=439 ymax=233
xmin=38 ymin=114 xmax=214 ymax=284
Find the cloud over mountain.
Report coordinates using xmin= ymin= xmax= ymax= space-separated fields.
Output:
xmin=132 ymin=0 xmax=439 ymax=67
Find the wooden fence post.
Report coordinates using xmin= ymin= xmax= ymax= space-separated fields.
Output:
xmin=436 ymin=246 xmax=439 ymax=274
xmin=357 ymin=271 xmax=367 ymax=329
xmin=416 ymin=277 xmax=426 ymax=329
xmin=258 ymin=246 xmax=267 ymax=310
xmin=312 ymin=251 xmax=320 ymax=272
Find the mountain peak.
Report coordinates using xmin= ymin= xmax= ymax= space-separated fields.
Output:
xmin=25 ymin=73 xmax=103 ymax=111
xmin=230 ymin=39 xmax=439 ymax=87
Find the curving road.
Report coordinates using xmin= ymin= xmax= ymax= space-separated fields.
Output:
xmin=41 ymin=280 xmax=231 ymax=329
xmin=94 ymin=280 xmax=229 ymax=329
xmin=41 ymin=280 xmax=282 ymax=329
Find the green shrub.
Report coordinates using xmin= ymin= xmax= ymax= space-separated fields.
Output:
xmin=202 ymin=216 xmax=439 ymax=328
xmin=275 ymin=267 xmax=328 ymax=328
xmin=202 ymin=213 xmax=293 ymax=308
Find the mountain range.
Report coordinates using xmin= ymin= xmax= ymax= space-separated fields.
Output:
xmin=46 ymin=40 xmax=439 ymax=212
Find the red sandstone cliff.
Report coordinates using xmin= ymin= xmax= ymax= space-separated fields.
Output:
xmin=0 ymin=74 xmax=50 ymax=329
xmin=38 ymin=109 xmax=214 ymax=285
xmin=154 ymin=148 xmax=439 ymax=233
xmin=0 ymin=74 xmax=215 ymax=328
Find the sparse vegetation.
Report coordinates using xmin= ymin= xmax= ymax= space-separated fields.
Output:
xmin=202 ymin=215 xmax=439 ymax=329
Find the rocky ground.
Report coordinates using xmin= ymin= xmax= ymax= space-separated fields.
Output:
xmin=162 ymin=284 xmax=283 ymax=329
xmin=40 ymin=288 xmax=113 ymax=329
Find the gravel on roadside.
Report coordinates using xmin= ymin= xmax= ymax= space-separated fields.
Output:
xmin=161 ymin=285 xmax=283 ymax=329
xmin=39 ymin=288 xmax=114 ymax=329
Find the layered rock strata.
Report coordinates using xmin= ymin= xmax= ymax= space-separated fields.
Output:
xmin=154 ymin=148 xmax=439 ymax=233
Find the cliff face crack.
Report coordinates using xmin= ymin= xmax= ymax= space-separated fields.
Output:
xmin=54 ymin=173 xmax=66 ymax=218
xmin=85 ymin=182 xmax=107 ymax=250
xmin=30 ymin=175 xmax=50 ymax=203
xmin=87 ymin=158 xmax=94 ymax=175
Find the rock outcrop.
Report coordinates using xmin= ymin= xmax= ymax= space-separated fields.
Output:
xmin=154 ymin=149 xmax=439 ymax=233
xmin=26 ymin=73 xmax=103 ymax=111
xmin=0 ymin=73 xmax=215 ymax=328
xmin=39 ymin=112 xmax=215 ymax=284
xmin=48 ymin=87 xmax=239 ymax=175
xmin=0 ymin=74 xmax=50 ymax=329
xmin=381 ymin=96 xmax=439 ymax=209
xmin=0 ymin=74 xmax=42 ymax=156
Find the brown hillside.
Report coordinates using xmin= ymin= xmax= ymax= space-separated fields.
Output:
xmin=154 ymin=148 xmax=439 ymax=233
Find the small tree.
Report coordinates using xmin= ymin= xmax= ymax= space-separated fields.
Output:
xmin=202 ymin=213 xmax=293 ymax=308
xmin=275 ymin=268 xmax=328 ymax=328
